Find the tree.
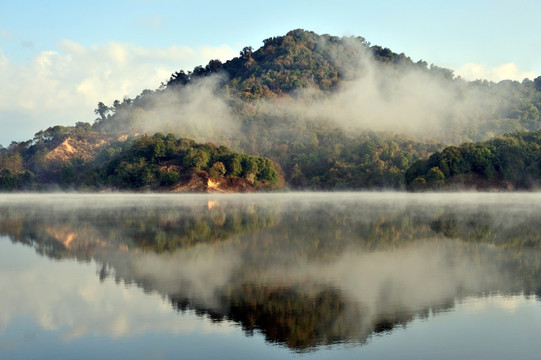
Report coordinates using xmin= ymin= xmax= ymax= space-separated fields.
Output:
xmin=161 ymin=171 xmax=180 ymax=186
xmin=0 ymin=169 xmax=17 ymax=190
xmin=534 ymin=76 xmax=541 ymax=92
xmin=426 ymin=167 xmax=445 ymax=187
xmin=209 ymin=162 xmax=226 ymax=178
xmin=439 ymin=146 xmax=465 ymax=177
xmin=224 ymin=154 xmax=243 ymax=177
xmin=0 ymin=153 xmax=23 ymax=174
xmin=183 ymin=149 xmax=210 ymax=170
xmin=167 ymin=70 xmax=190 ymax=87
xmin=17 ymin=170 xmax=35 ymax=189
xmin=206 ymin=59 xmax=222 ymax=73
xmin=152 ymin=138 xmax=166 ymax=162
xmin=242 ymin=156 xmax=259 ymax=177
xmin=240 ymin=46 xmax=253 ymax=59
xmin=256 ymin=158 xmax=278 ymax=184
xmin=513 ymin=103 xmax=540 ymax=130
xmin=113 ymin=158 xmax=156 ymax=188
xmin=290 ymin=164 xmax=305 ymax=187
xmin=94 ymin=102 xmax=111 ymax=122
xmin=410 ymin=176 xmax=427 ymax=191
xmin=74 ymin=122 xmax=92 ymax=134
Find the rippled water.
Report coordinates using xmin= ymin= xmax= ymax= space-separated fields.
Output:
xmin=1 ymin=192 xmax=541 ymax=359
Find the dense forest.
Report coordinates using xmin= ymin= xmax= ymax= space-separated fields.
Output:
xmin=406 ymin=130 xmax=541 ymax=190
xmin=0 ymin=130 xmax=279 ymax=191
xmin=1 ymin=29 xmax=541 ymax=191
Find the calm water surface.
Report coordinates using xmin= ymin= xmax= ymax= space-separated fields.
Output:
xmin=1 ymin=192 xmax=541 ymax=359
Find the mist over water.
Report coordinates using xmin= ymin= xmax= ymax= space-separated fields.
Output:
xmin=1 ymin=192 xmax=541 ymax=352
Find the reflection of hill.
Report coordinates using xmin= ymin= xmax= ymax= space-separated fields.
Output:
xmin=171 ymin=284 xmax=456 ymax=351
xmin=428 ymin=202 xmax=541 ymax=296
xmin=430 ymin=206 xmax=541 ymax=251
xmin=0 ymin=195 xmax=278 ymax=257
xmin=1 ymin=193 xmax=541 ymax=350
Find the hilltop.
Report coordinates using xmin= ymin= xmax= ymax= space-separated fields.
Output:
xmin=1 ymin=29 xmax=540 ymax=191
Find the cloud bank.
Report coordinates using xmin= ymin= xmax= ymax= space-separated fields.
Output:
xmin=0 ymin=40 xmax=237 ymax=146
xmin=456 ymin=62 xmax=537 ymax=82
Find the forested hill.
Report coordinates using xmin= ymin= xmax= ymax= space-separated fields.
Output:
xmin=1 ymin=29 xmax=541 ymax=191
xmin=95 ymin=29 xmax=541 ymax=143
xmin=166 ymin=29 xmax=449 ymax=98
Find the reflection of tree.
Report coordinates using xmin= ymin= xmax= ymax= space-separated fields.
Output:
xmin=429 ymin=206 xmax=541 ymax=296
xmin=2 ymin=195 xmax=541 ymax=350
xmin=169 ymin=283 xmax=457 ymax=350
xmin=0 ymin=199 xmax=278 ymax=256
xmin=430 ymin=207 xmax=541 ymax=251
xmin=221 ymin=286 xmax=350 ymax=349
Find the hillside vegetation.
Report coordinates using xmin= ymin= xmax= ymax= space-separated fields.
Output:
xmin=0 ymin=129 xmax=278 ymax=191
xmin=1 ymin=29 xmax=541 ymax=191
xmin=406 ymin=130 xmax=541 ymax=190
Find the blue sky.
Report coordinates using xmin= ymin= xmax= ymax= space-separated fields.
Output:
xmin=1 ymin=0 xmax=540 ymax=146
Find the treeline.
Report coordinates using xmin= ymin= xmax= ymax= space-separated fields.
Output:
xmin=0 ymin=130 xmax=279 ymax=191
xmin=268 ymin=129 xmax=442 ymax=189
xmin=101 ymin=132 xmax=278 ymax=189
xmin=406 ymin=130 xmax=541 ymax=190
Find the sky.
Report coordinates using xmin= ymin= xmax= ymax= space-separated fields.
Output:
xmin=0 ymin=0 xmax=540 ymax=147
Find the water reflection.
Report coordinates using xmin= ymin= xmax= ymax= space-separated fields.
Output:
xmin=1 ymin=193 xmax=541 ymax=351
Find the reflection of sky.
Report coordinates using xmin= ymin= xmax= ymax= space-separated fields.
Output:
xmin=3 ymin=236 xmax=541 ymax=360
xmin=0 ymin=236 xmax=302 ymax=360
xmin=356 ymin=295 xmax=541 ymax=360
xmin=0 ymin=239 xmax=240 ymax=356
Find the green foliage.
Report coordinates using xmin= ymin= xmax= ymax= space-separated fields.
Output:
xmin=183 ymin=148 xmax=210 ymax=170
xmin=161 ymin=171 xmax=180 ymax=186
xmin=426 ymin=167 xmax=445 ymax=188
xmin=87 ymin=133 xmax=279 ymax=190
xmin=0 ymin=152 xmax=24 ymax=174
xmin=270 ymin=129 xmax=441 ymax=189
xmin=534 ymin=76 xmax=541 ymax=92
xmin=256 ymin=158 xmax=278 ymax=184
xmin=0 ymin=169 xmax=17 ymax=190
xmin=241 ymin=156 xmax=258 ymax=177
xmin=112 ymin=157 xmax=156 ymax=188
xmin=60 ymin=158 xmax=85 ymax=186
xmin=0 ymin=169 xmax=35 ymax=191
xmin=209 ymin=161 xmax=226 ymax=179
xmin=224 ymin=154 xmax=243 ymax=177
xmin=406 ymin=130 xmax=541 ymax=189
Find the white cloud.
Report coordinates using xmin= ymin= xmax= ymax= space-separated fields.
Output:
xmin=0 ymin=41 xmax=237 ymax=146
xmin=456 ymin=62 xmax=536 ymax=82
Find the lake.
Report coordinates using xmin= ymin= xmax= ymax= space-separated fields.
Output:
xmin=1 ymin=192 xmax=541 ymax=359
